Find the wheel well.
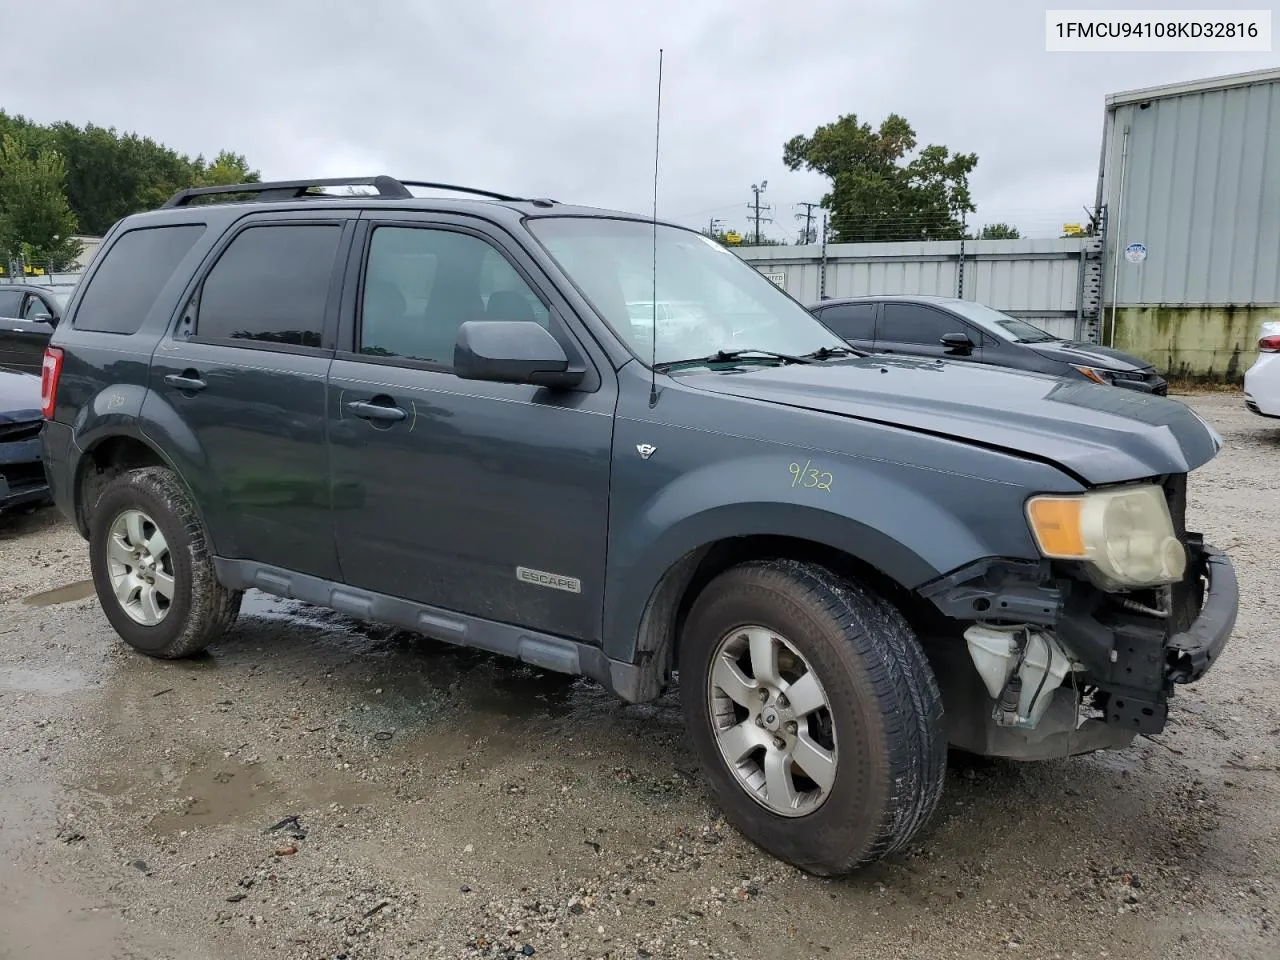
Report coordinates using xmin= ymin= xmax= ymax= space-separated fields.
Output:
xmin=74 ymin=436 xmax=166 ymax=536
xmin=633 ymin=535 xmax=941 ymax=701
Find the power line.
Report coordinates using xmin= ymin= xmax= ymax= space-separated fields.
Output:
xmin=794 ymin=202 xmax=821 ymax=244
xmin=748 ymin=181 xmax=772 ymax=246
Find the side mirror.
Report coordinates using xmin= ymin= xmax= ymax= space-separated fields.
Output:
xmin=940 ymin=332 xmax=975 ymax=355
xmin=454 ymin=320 xmax=584 ymax=389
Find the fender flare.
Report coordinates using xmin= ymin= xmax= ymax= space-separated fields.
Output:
xmin=602 ymin=500 xmax=944 ymax=666
xmin=68 ymin=385 xmax=215 ymax=550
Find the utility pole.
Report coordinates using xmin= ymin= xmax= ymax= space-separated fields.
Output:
xmin=707 ymin=217 xmax=724 ymax=238
xmin=748 ymin=181 xmax=772 ymax=245
xmin=819 ymin=214 xmax=829 ymax=300
xmin=795 ymin=202 xmax=820 ymax=244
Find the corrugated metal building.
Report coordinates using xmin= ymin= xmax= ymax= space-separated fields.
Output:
xmin=1098 ymin=67 xmax=1280 ymax=378
xmin=738 ymin=238 xmax=1092 ymax=339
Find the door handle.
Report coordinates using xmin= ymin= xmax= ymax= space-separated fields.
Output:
xmin=164 ymin=372 xmax=207 ymax=391
xmin=346 ymin=399 xmax=407 ymax=422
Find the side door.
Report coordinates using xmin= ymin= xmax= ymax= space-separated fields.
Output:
xmin=876 ymin=302 xmax=984 ymax=362
xmin=813 ymin=301 xmax=877 ymax=351
xmin=148 ymin=212 xmax=354 ymax=581
xmin=8 ymin=291 xmax=59 ymax=373
xmin=326 ymin=213 xmax=616 ymax=643
xmin=0 ymin=288 xmax=25 ymax=372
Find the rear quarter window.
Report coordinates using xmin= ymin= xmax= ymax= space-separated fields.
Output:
xmin=73 ymin=224 xmax=206 ymax=335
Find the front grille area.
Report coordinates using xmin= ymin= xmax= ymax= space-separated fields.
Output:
xmin=0 ymin=461 xmax=46 ymax=490
xmin=1163 ymin=473 xmax=1187 ymax=539
xmin=1109 ymin=369 xmax=1168 ymax=395
xmin=1162 ymin=473 xmax=1201 ymax=635
xmin=0 ymin=421 xmax=41 ymax=443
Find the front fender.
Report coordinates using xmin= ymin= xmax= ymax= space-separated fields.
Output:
xmin=601 ymin=449 xmax=1028 ymax=663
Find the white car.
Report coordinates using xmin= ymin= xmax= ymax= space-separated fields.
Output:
xmin=1244 ymin=321 xmax=1280 ymax=419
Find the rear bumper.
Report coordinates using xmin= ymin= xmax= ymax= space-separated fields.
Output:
xmin=1245 ymin=394 xmax=1280 ymax=419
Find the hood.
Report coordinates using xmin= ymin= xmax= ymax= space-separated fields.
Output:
xmin=0 ymin=370 xmax=42 ymax=425
xmin=678 ymin=356 xmax=1219 ymax=485
xmin=1025 ymin=339 xmax=1153 ymax=373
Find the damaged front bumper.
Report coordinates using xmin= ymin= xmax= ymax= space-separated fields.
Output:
xmin=919 ymin=536 xmax=1239 ymax=760
xmin=0 ymin=426 xmax=50 ymax=515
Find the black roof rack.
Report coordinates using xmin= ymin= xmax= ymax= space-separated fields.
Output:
xmin=397 ymin=180 xmax=526 ymax=203
xmin=161 ymin=175 xmax=530 ymax=209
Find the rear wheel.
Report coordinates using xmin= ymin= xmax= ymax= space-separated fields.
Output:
xmin=88 ymin=467 xmax=241 ymax=658
xmin=679 ymin=559 xmax=946 ymax=875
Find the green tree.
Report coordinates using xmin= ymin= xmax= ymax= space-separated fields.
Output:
xmin=0 ymin=132 xmax=82 ymax=268
xmin=978 ymin=222 xmax=1021 ymax=239
xmin=195 ymin=150 xmax=260 ymax=187
xmin=0 ymin=111 xmax=260 ymax=235
xmin=782 ymin=113 xmax=977 ymax=243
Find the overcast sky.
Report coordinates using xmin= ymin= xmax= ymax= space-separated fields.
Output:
xmin=4 ymin=0 xmax=1275 ymax=240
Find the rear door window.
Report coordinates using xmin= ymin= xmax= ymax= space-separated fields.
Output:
xmin=74 ymin=225 xmax=206 ymax=334
xmin=0 ymin=289 xmax=22 ymax=316
xmin=195 ymin=224 xmax=342 ymax=349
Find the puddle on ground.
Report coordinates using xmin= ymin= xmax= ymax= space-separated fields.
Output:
xmin=85 ymin=754 xmax=376 ymax=837
xmin=22 ymin=579 xmax=96 ymax=606
xmin=0 ymin=665 xmax=93 ymax=695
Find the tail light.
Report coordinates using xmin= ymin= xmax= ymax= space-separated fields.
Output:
xmin=40 ymin=347 xmax=63 ymax=419
xmin=1260 ymin=335 xmax=1280 ymax=353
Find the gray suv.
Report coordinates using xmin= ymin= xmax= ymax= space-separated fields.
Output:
xmin=39 ymin=176 xmax=1237 ymax=876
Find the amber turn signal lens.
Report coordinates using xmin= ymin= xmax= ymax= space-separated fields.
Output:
xmin=1026 ymin=497 xmax=1087 ymax=558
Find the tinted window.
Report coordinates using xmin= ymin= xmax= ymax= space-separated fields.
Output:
xmin=819 ymin=302 xmax=876 ymax=340
xmin=359 ymin=226 xmax=548 ymax=365
xmin=22 ymin=294 xmax=54 ymax=321
xmin=197 ymin=224 xmax=341 ymax=348
xmin=880 ymin=303 xmax=963 ymax=345
xmin=0 ymin=290 xmax=21 ymax=316
xmin=74 ymin=225 xmax=206 ymax=334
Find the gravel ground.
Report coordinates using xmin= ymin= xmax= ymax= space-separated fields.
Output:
xmin=0 ymin=392 xmax=1277 ymax=960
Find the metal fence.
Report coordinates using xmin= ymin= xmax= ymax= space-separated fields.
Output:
xmin=735 ymin=237 xmax=1104 ymax=341
xmin=2 ymin=253 xmax=82 ymax=291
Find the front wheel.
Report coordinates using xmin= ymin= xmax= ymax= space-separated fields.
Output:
xmin=88 ymin=466 xmax=242 ymax=659
xmin=679 ymin=559 xmax=946 ymax=875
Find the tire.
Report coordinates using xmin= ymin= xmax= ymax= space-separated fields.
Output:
xmin=88 ymin=466 xmax=242 ymax=659
xmin=679 ymin=558 xmax=946 ymax=875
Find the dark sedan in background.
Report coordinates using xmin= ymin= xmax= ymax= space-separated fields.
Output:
xmin=0 ymin=283 xmax=71 ymax=374
xmin=0 ymin=368 xmax=49 ymax=516
xmin=808 ymin=294 xmax=1167 ymax=395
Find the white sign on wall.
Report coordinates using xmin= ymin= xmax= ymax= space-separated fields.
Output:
xmin=763 ymin=272 xmax=785 ymax=286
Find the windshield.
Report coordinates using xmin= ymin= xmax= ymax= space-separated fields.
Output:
xmin=945 ymin=299 xmax=1060 ymax=343
xmin=526 ymin=217 xmax=847 ymax=366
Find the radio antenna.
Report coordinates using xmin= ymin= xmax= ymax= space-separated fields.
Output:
xmin=648 ymin=48 xmax=664 ymax=408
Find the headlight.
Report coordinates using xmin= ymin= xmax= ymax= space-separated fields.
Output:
xmin=1071 ymin=364 xmax=1115 ymax=385
xmin=1026 ymin=484 xmax=1186 ymax=590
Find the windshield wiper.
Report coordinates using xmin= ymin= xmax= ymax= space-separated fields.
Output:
xmin=654 ymin=348 xmax=813 ymax=373
xmin=801 ymin=344 xmax=868 ymax=360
